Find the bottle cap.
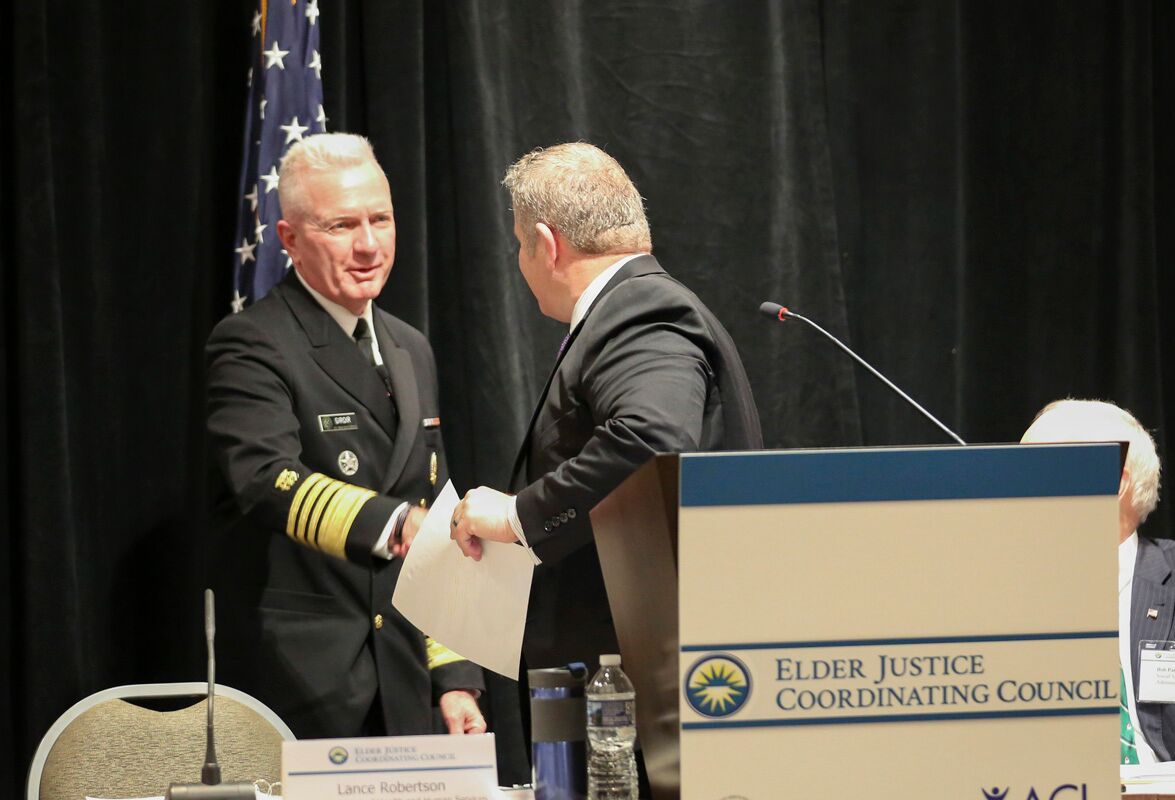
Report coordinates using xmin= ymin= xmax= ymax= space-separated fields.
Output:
xmin=600 ymin=654 xmax=621 ymax=666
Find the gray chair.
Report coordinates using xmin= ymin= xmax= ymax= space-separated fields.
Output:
xmin=27 ymin=682 xmax=295 ymax=800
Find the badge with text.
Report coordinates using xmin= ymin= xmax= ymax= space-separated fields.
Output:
xmin=282 ymin=733 xmax=499 ymax=800
xmin=319 ymin=412 xmax=359 ymax=432
xmin=1138 ymin=640 xmax=1175 ymax=703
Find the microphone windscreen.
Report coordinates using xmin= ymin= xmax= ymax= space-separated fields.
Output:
xmin=759 ymin=301 xmax=785 ymax=319
xmin=205 ymin=589 xmax=215 ymax=639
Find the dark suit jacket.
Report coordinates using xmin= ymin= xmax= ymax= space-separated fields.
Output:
xmin=511 ymin=255 xmax=763 ymax=668
xmin=206 ymin=272 xmax=480 ymax=739
xmin=1131 ymin=534 xmax=1175 ymax=760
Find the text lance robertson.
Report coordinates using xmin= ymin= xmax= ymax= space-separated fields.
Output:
xmin=772 ymin=654 xmax=1113 ymax=713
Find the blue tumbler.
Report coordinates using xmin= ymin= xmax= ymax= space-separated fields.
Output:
xmin=529 ymin=664 xmax=588 ymax=800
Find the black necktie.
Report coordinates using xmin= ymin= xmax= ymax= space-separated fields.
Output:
xmin=353 ymin=317 xmax=397 ymax=426
xmin=352 ymin=318 xmax=376 ymax=367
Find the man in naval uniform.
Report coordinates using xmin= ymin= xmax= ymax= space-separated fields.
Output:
xmin=206 ymin=133 xmax=483 ymax=739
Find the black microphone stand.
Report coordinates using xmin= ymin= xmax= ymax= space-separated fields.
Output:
xmin=165 ymin=590 xmax=258 ymax=799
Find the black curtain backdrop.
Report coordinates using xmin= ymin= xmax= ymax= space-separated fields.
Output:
xmin=3 ymin=0 xmax=1171 ymax=787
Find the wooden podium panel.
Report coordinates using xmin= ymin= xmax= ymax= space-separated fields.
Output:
xmin=591 ymin=444 xmax=1121 ymax=800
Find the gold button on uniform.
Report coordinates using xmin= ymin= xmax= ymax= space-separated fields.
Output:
xmin=374 ymin=614 xmax=384 ymax=630
xmin=419 ymin=498 xmax=427 ymax=507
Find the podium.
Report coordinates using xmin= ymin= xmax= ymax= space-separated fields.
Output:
xmin=590 ymin=444 xmax=1121 ymax=800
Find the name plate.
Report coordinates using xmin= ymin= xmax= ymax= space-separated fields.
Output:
xmin=282 ymin=734 xmax=499 ymax=800
xmin=1138 ymin=640 xmax=1175 ymax=703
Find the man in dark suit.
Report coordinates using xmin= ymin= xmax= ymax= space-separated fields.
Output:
xmin=206 ymin=133 xmax=484 ymax=739
xmin=1021 ymin=399 xmax=1168 ymax=762
xmin=450 ymin=142 xmax=763 ymax=669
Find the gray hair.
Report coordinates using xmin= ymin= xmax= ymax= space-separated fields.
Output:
xmin=502 ymin=142 xmax=652 ymax=255
xmin=1022 ymin=398 xmax=1162 ymax=523
xmin=278 ymin=133 xmax=384 ymax=222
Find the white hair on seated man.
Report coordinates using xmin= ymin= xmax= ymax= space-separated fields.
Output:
xmin=1021 ymin=399 xmax=1161 ymax=531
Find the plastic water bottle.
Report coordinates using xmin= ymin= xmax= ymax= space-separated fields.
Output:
xmin=586 ymin=654 xmax=638 ymax=800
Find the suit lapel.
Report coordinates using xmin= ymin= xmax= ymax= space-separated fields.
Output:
xmin=1131 ymin=536 xmax=1175 ymax=757
xmin=374 ymin=311 xmax=420 ymax=491
xmin=508 ymin=255 xmax=665 ymax=487
xmin=509 ymin=322 xmax=585 ymax=487
xmin=1132 ymin=539 xmax=1175 ymax=676
xmin=278 ymin=276 xmax=397 ymax=439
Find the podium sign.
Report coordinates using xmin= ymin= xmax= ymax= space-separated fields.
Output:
xmin=591 ymin=444 xmax=1121 ymax=799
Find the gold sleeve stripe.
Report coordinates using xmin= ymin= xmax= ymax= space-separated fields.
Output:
xmin=425 ymin=637 xmax=467 ymax=670
xmin=305 ymin=480 xmax=344 ymax=545
xmin=284 ymin=472 xmax=376 ymax=558
xmin=293 ymin=474 xmax=336 ymax=542
xmin=317 ymin=482 xmax=373 ymax=558
xmin=287 ymin=472 xmax=328 ymax=540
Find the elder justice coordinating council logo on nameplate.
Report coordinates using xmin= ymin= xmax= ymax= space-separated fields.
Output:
xmin=684 ymin=653 xmax=752 ymax=718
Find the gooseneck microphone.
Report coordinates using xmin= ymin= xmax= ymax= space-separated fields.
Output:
xmin=165 ymin=590 xmax=257 ymax=799
xmin=759 ymin=301 xmax=967 ymax=446
xmin=201 ymin=589 xmax=220 ymax=785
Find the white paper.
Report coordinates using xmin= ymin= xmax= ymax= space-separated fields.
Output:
xmin=392 ymin=481 xmax=534 ymax=680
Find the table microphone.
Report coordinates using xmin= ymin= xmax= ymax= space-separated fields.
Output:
xmin=165 ymin=590 xmax=257 ymax=799
xmin=759 ymin=301 xmax=967 ymax=446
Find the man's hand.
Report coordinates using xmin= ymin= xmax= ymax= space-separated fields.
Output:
xmin=391 ymin=505 xmax=427 ymax=559
xmin=450 ymin=486 xmax=518 ymax=561
xmin=439 ymin=689 xmax=486 ymax=734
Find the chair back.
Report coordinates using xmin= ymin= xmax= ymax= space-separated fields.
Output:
xmin=27 ymin=682 xmax=294 ymax=800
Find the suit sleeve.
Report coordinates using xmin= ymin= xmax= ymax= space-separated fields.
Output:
xmin=206 ymin=312 xmax=400 ymax=563
xmin=425 ymin=637 xmax=486 ymax=697
xmin=515 ymin=276 xmax=713 ymax=561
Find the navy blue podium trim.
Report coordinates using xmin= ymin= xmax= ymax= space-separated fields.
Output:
xmin=679 ymin=444 xmax=1120 ymax=507
xmin=681 ymin=706 xmax=1117 ymax=730
xmin=681 ymin=630 xmax=1117 ymax=652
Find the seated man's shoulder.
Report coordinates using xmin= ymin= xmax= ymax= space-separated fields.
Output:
xmin=1138 ymin=535 xmax=1175 ymax=572
xmin=1149 ymin=535 xmax=1175 ymax=555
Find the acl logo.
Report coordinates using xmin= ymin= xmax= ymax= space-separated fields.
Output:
xmin=982 ymin=785 xmax=1088 ymax=800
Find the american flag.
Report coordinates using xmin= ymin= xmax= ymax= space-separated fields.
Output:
xmin=231 ymin=0 xmax=325 ymax=313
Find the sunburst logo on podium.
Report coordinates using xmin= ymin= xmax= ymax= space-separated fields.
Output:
xmin=685 ymin=654 xmax=751 ymax=718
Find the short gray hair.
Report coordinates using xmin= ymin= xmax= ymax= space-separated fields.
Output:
xmin=278 ymin=133 xmax=384 ymax=222
xmin=1022 ymin=398 xmax=1162 ymax=523
xmin=502 ymin=142 xmax=652 ymax=255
